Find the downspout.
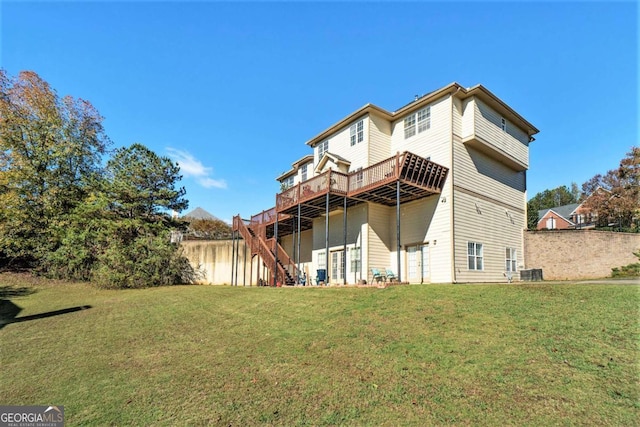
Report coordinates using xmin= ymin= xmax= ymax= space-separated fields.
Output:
xmin=450 ymin=91 xmax=459 ymax=284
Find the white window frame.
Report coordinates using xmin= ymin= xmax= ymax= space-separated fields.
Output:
xmin=506 ymin=247 xmax=517 ymax=272
xmin=350 ymin=120 xmax=364 ymax=146
xmin=546 ymin=217 xmax=556 ymax=229
xmin=350 ymin=247 xmax=361 ymax=273
xmin=501 ymin=117 xmax=507 ymax=132
xmin=355 ymin=167 xmax=363 ymax=189
xmin=318 ymin=251 xmax=326 ymax=269
xmin=404 ymin=114 xmax=416 ymax=139
xmin=301 ymin=163 xmax=308 ymax=182
xmin=417 ymin=106 xmax=431 ymax=133
xmin=404 ymin=106 xmax=431 ymax=139
xmin=317 ymin=140 xmax=328 ymax=159
xmin=468 ymin=242 xmax=484 ymax=271
xmin=282 ymin=176 xmax=294 ymax=189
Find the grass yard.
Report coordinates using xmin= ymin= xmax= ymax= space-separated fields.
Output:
xmin=1 ymin=273 xmax=638 ymax=426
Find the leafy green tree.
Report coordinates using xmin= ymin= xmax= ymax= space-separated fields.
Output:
xmin=104 ymin=143 xmax=188 ymax=220
xmin=186 ymin=218 xmax=232 ymax=239
xmin=0 ymin=70 xmax=109 ymax=266
xmin=527 ymin=185 xmax=579 ymax=229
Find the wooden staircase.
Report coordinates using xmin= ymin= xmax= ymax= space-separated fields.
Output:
xmin=232 ymin=216 xmax=299 ymax=286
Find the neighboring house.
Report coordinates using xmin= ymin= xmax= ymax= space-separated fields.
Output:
xmin=232 ymin=82 xmax=538 ymax=284
xmin=536 ymin=190 xmax=607 ymax=230
xmin=537 ymin=204 xmax=580 ymax=230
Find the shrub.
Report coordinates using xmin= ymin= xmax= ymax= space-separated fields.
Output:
xmin=611 ymin=250 xmax=640 ymax=278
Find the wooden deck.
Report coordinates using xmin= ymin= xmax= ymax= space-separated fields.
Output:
xmin=239 ymin=151 xmax=448 ymax=237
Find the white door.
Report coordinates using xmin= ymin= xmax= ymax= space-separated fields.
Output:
xmin=330 ymin=250 xmax=344 ymax=283
xmin=420 ymin=244 xmax=430 ymax=283
xmin=407 ymin=244 xmax=430 ymax=283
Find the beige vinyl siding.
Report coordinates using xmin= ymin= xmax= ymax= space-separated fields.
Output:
xmin=315 ymin=115 xmax=370 ymax=173
xmin=368 ymin=112 xmax=392 ymax=165
xmin=453 ymin=136 xmax=526 ymax=210
xmin=311 ymin=204 xmax=367 ymax=284
xmin=277 ymin=229 xmax=313 ymax=281
xmin=453 ymin=190 xmax=524 ymax=282
xmin=473 ymin=98 xmax=529 ymax=168
xmin=390 ymin=95 xmax=452 ymax=168
xmin=367 ymin=203 xmax=391 ymax=283
xmin=460 ymin=98 xmax=475 ymax=139
xmin=390 ymin=191 xmax=452 ymax=283
xmin=452 ymin=97 xmax=463 ymax=138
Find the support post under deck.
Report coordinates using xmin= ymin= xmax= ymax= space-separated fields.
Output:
xmin=343 ymin=196 xmax=347 ymax=285
xmin=274 ymin=216 xmax=279 ymax=286
xmin=396 ymin=180 xmax=402 ymax=282
xmin=325 ymin=192 xmax=329 ymax=285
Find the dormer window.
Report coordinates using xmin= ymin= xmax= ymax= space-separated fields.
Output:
xmin=350 ymin=120 xmax=364 ymax=146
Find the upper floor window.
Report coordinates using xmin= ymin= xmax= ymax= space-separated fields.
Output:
xmin=501 ymin=117 xmax=506 ymax=132
xmin=417 ymin=107 xmax=431 ymax=132
xmin=301 ymin=164 xmax=308 ymax=182
xmin=404 ymin=115 xmax=416 ymax=139
xmin=350 ymin=120 xmax=364 ymax=146
xmin=468 ymin=242 xmax=484 ymax=270
xmin=404 ymin=106 xmax=431 ymax=139
xmin=282 ymin=176 xmax=294 ymax=189
xmin=317 ymin=140 xmax=328 ymax=159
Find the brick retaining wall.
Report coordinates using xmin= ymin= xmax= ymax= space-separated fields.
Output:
xmin=523 ymin=230 xmax=640 ymax=280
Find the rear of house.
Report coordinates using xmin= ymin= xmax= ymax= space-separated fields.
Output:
xmin=232 ymin=83 xmax=538 ymax=285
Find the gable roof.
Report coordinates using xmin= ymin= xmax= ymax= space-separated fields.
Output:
xmin=183 ymin=207 xmax=222 ymax=221
xmin=305 ymin=82 xmax=539 ymax=148
xmin=537 ymin=203 xmax=580 ymax=223
xmin=276 ymin=154 xmax=315 ymax=182
xmin=315 ymin=152 xmax=351 ymax=174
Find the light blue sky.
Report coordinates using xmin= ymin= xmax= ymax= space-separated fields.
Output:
xmin=2 ymin=1 xmax=637 ymax=222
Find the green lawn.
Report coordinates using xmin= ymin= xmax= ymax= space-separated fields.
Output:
xmin=1 ymin=274 xmax=638 ymax=426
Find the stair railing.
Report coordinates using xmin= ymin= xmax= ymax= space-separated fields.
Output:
xmin=267 ymin=238 xmax=299 ymax=282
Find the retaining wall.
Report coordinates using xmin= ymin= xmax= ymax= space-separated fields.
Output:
xmin=181 ymin=239 xmax=255 ymax=285
xmin=523 ymin=230 xmax=640 ymax=280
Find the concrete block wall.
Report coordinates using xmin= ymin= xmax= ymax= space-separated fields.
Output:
xmin=524 ymin=230 xmax=640 ymax=280
xmin=181 ymin=239 xmax=255 ymax=285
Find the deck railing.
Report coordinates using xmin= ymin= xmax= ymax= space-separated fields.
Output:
xmin=254 ymin=151 xmax=448 ymax=226
xmin=348 ymin=153 xmax=400 ymax=194
xmin=277 ymin=169 xmax=349 ymax=211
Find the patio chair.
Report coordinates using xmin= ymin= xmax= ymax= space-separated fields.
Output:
xmin=370 ymin=268 xmax=386 ymax=283
xmin=385 ymin=268 xmax=397 ymax=282
xmin=315 ymin=269 xmax=326 ymax=286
